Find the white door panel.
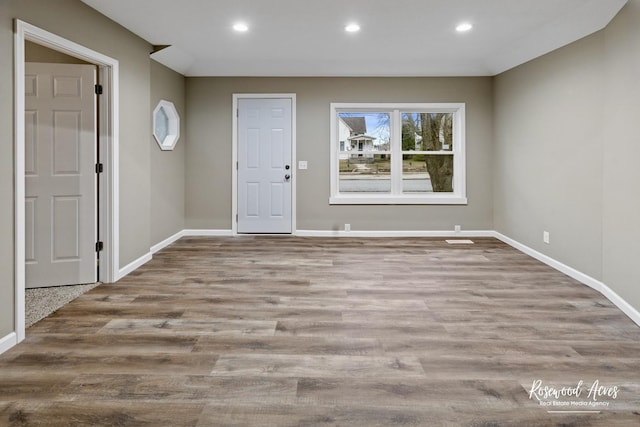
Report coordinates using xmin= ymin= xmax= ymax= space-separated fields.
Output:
xmin=25 ymin=62 xmax=97 ymax=288
xmin=238 ymin=98 xmax=292 ymax=233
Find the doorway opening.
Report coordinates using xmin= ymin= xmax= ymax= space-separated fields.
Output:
xmin=14 ymin=20 xmax=120 ymax=342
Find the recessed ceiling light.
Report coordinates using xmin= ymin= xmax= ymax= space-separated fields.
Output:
xmin=345 ymin=23 xmax=360 ymax=33
xmin=456 ymin=22 xmax=473 ymax=32
xmin=233 ymin=22 xmax=249 ymax=32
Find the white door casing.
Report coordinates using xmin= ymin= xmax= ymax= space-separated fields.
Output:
xmin=15 ymin=20 xmax=120 ymax=344
xmin=25 ymin=62 xmax=97 ymax=288
xmin=237 ymin=97 xmax=293 ymax=233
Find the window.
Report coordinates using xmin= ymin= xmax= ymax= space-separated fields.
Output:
xmin=153 ymin=100 xmax=180 ymax=151
xmin=330 ymin=103 xmax=466 ymax=204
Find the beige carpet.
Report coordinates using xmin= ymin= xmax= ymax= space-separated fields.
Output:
xmin=26 ymin=283 xmax=100 ymax=327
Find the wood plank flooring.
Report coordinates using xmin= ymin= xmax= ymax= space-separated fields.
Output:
xmin=1 ymin=236 xmax=639 ymax=426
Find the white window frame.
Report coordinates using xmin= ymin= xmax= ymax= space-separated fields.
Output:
xmin=153 ymin=100 xmax=180 ymax=151
xmin=329 ymin=102 xmax=467 ymax=205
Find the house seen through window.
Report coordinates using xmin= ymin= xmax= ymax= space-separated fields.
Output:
xmin=330 ymin=103 xmax=467 ymax=205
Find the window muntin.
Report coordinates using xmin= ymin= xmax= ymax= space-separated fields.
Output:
xmin=330 ymin=103 xmax=466 ymax=204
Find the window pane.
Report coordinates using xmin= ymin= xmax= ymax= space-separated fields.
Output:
xmin=340 ymin=154 xmax=391 ymax=193
xmin=402 ymin=113 xmax=453 ymax=152
xmin=338 ymin=112 xmax=391 ymax=153
xmin=402 ymin=154 xmax=453 ymax=193
xmin=155 ymin=107 xmax=169 ymax=143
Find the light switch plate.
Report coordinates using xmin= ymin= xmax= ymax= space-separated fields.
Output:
xmin=298 ymin=161 xmax=308 ymax=170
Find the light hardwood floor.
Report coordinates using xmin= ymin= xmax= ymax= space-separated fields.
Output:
xmin=1 ymin=236 xmax=639 ymax=426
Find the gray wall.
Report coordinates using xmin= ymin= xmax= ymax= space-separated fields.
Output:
xmin=0 ymin=0 xmax=154 ymax=337
xmin=186 ymin=77 xmax=494 ymax=231
xmin=150 ymin=60 xmax=186 ymax=244
xmin=494 ymin=0 xmax=640 ymax=312
xmin=493 ymin=32 xmax=605 ymax=279
xmin=602 ymin=0 xmax=640 ymax=311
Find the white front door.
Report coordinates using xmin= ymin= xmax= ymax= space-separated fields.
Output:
xmin=237 ymin=98 xmax=293 ymax=233
xmin=25 ymin=62 xmax=97 ymax=288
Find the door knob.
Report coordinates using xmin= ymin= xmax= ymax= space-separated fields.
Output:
xmin=284 ymin=174 xmax=291 ymax=181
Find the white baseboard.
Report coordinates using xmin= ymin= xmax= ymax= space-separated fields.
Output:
xmin=295 ymin=229 xmax=494 ymax=238
xmin=179 ymin=228 xmax=493 ymax=238
xmin=150 ymin=230 xmax=185 ymax=254
xmin=494 ymin=231 xmax=640 ymax=327
xmin=0 ymin=332 xmax=17 ymax=355
xmin=183 ymin=229 xmax=234 ymax=237
xmin=116 ymin=252 xmax=152 ymax=281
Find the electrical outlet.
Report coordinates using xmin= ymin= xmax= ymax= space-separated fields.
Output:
xmin=344 ymin=223 xmax=351 ymax=232
xmin=454 ymin=225 xmax=461 ymax=233
xmin=543 ymin=231 xmax=550 ymax=244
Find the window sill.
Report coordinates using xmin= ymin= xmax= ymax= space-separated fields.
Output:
xmin=329 ymin=194 xmax=468 ymax=205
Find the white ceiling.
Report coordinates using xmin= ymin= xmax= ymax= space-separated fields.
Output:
xmin=81 ymin=0 xmax=627 ymax=77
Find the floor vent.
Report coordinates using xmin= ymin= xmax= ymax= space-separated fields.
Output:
xmin=446 ymin=239 xmax=474 ymax=244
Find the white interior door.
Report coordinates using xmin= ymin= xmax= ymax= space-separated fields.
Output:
xmin=25 ymin=62 xmax=97 ymax=288
xmin=237 ymin=98 xmax=292 ymax=233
